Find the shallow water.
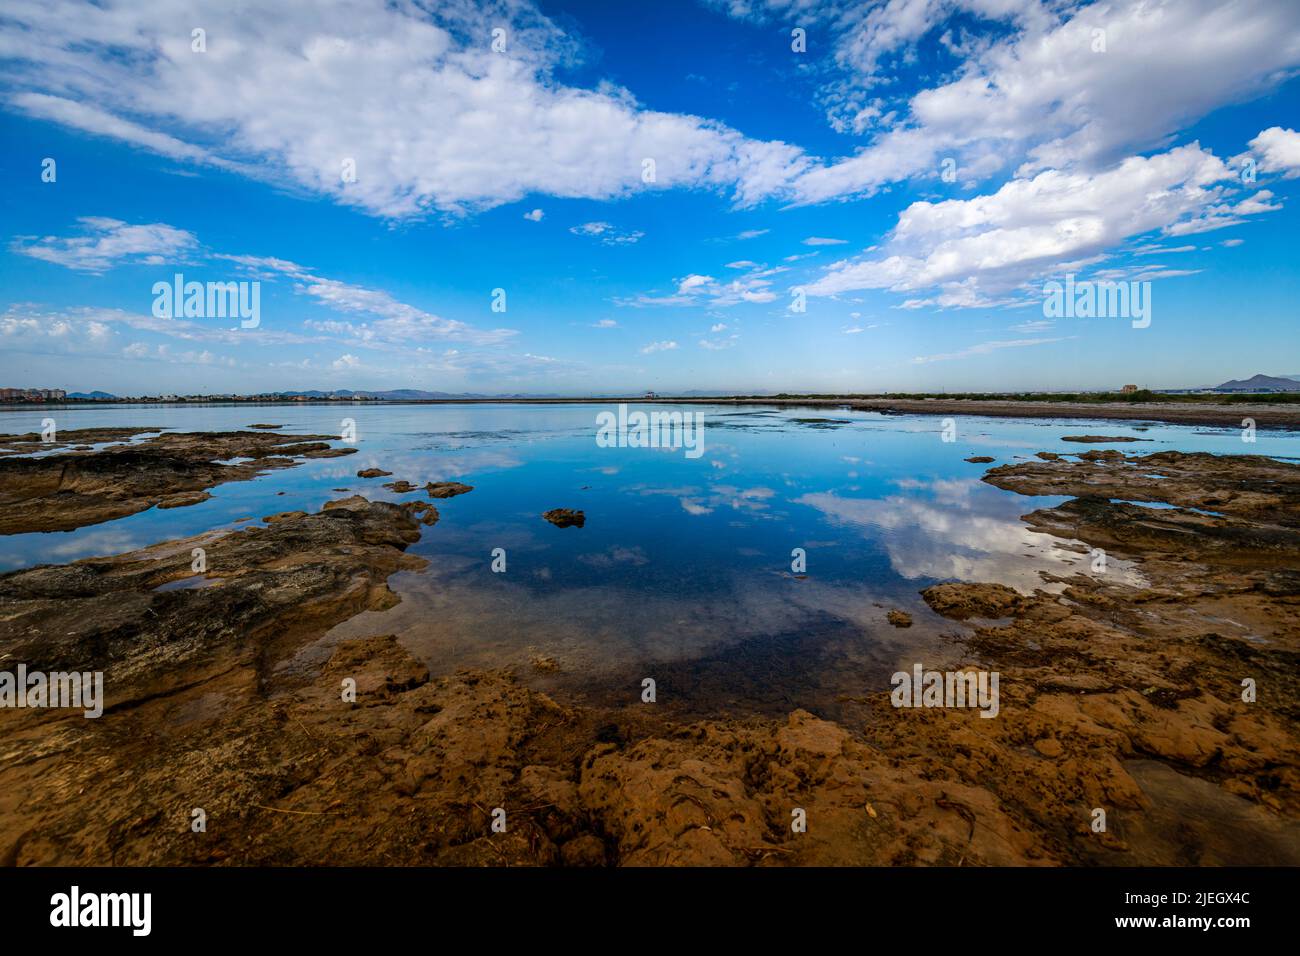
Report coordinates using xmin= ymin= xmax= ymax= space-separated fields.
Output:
xmin=3 ymin=402 xmax=1297 ymax=715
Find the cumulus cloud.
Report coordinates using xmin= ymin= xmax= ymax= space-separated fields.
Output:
xmin=0 ymin=306 xmax=114 ymax=349
xmin=1 ymin=0 xmax=811 ymax=218
xmin=624 ymin=264 xmax=786 ymax=308
xmin=1246 ymin=127 xmax=1300 ymax=179
xmin=770 ymin=0 xmax=1300 ymax=204
xmin=806 ymin=143 xmax=1278 ymax=306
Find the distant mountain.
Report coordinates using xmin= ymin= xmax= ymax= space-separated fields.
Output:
xmin=67 ymin=391 xmax=118 ymax=400
xmin=1212 ymin=374 xmax=1300 ymax=392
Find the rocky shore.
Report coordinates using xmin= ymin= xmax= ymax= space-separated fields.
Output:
xmin=0 ymin=428 xmax=356 ymax=534
xmin=1 ymin=433 xmax=1297 ymax=865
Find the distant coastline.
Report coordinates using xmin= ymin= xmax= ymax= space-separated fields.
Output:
xmin=3 ymin=391 xmax=1300 ymax=430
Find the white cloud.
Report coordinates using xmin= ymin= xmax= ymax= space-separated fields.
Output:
xmin=121 ymin=343 xmax=237 ymax=367
xmin=772 ymin=0 xmax=1300 ymax=204
xmin=1 ymin=0 xmax=811 ymax=218
xmin=1162 ymin=190 xmax=1281 ymax=237
xmin=912 ymin=336 xmax=1071 ymax=365
xmin=802 ymin=237 xmax=847 ymax=246
xmin=8 ymin=93 xmax=243 ymax=172
xmin=220 ymin=255 xmax=515 ymax=346
xmin=806 ymin=143 xmax=1277 ymax=306
xmin=1132 ymin=244 xmax=1195 ymax=256
xmin=625 ymin=263 xmax=786 ymax=309
xmin=0 ymin=306 xmax=116 ymax=350
xmin=591 ymin=318 xmax=618 ymax=328
xmin=1009 ymin=319 xmax=1054 ymax=334
xmin=12 ymin=217 xmax=198 ymax=273
xmin=523 ymin=208 xmax=545 ymax=222
xmin=640 ymin=340 xmax=678 ymax=354
xmin=569 ymin=221 xmax=644 ymax=245
xmin=7 ymin=0 xmax=1296 ymax=227
xmin=1247 ymin=127 xmax=1300 ymax=179
xmin=332 ymin=353 xmax=360 ymax=370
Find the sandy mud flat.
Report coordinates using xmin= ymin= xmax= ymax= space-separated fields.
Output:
xmin=649 ymin=397 xmax=1300 ymax=430
xmin=0 ymin=431 xmax=1297 ymax=865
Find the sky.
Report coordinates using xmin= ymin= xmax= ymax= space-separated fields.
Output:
xmin=0 ymin=0 xmax=1298 ymax=396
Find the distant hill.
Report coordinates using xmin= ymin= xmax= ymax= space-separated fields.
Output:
xmin=67 ymin=391 xmax=119 ymax=400
xmin=1213 ymin=374 xmax=1300 ymax=392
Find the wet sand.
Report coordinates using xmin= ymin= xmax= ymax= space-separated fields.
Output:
xmin=0 ymin=431 xmax=1297 ymax=865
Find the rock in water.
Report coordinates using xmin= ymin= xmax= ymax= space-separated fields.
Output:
xmin=542 ymin=508 xmax=585 ymax=528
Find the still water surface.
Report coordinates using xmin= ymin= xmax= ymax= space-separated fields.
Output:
xmin=3 ymin=403 xmax=1294 ymax=716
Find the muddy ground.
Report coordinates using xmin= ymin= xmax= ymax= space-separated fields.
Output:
xmin=0 ymin=433 xmax=1297 ymax=865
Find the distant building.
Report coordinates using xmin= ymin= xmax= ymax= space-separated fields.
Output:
xmin=644 ymin=390 xmax=658 ymax=399
xmin=1120 ymin=384 xmax=1138 ymax=394
xmin=0 ymin=387 xmax=67 ymax=403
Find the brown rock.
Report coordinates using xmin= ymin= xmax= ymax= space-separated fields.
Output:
xmin=425 ymin=481 xmax=473 ymax=499
xmin=1033 ymin=737 xmax=1064 ymax=758
xmin=543 ymin=508 xmax=585 ymax=528
xmin=921 ymin=582 xmax=1027 ymax=619
xmin=1060 ymin=435 xmax=1149 ymax=443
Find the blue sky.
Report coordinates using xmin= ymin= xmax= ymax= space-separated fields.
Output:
xmin=1 ymin=0 xmax=1298 ymax=396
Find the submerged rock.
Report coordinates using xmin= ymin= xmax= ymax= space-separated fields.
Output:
xmin=357 ymin=467 xmax=393 ymax=478
xmin=542 ymin=508 xmax=585 ymax=528
xmin=425 ymin=481 xmax=473 ymax=499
